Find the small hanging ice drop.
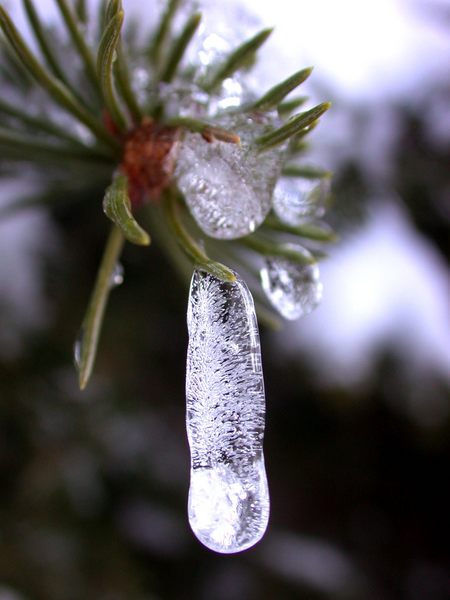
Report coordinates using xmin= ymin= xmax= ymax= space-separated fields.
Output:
xmin=186 ymin=269 xmax=269 ymax=553
xmin=273 ymin=176 xmax=331 ymax=225
xmin=260 ymin=244 xmax=323 ymax=320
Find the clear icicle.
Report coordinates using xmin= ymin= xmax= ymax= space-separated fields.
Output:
xmin=186 ymin=269 xmax=269 ymax=553
xmin=260 ymin=244 xmax=323 ymax=320
xmin=175 ymin=113 xmax=285 ymax=240
xmin=273 ymin=176 xmax=331 ymax=225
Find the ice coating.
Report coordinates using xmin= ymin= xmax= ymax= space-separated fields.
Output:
xmin=260 ymin=245 xmax=323 ymax=320
xmin=186 ymin=269 xmax=269 ymax=553
xmin=273 ymin=176 xmax=331 ymax=225
xmin=175 ymin=113 xmax=285 ymax=239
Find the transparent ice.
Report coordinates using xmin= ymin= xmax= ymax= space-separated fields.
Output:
xmin=73 ymin=326 xmax=84 ymax=370
xmin=175 ymin=113 xmax=285 ymax=239
xmin=110 ymin=262 xmax=124 ymax=287
xmin=273 ymin=176 xmax=331 ymax=225
xmin=260 ymin=245 xmax=323 ymax=320
xmin=186 ymin=269 xmax=269 ymax=553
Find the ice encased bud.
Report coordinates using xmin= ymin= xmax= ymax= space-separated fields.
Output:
xmin=260 ymin=245 xmax=323 ymax=320
xmin=186 ymin=269 xmax=269 ymax=553
xmin=175 ymin=113 xmax=285 ymax=239
xmin=273 ymin=176 xmax=331 ymax=225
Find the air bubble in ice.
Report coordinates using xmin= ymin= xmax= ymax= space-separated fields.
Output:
xmin=186 ymin=269 xmax=269 ymax=553
xmin=260 ymin=245 xmax=323 ymax=320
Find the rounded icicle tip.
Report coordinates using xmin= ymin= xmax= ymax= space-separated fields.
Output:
xmin=186 ymin=269 xmax=270 ymax=553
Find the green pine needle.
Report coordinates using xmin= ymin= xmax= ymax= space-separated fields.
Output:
xmin=149 ymin=0 xmax=182 ymax=65
xmin=167 ymin=116 xmax=240 ymax=144
xmin=55 ymin=0 xmax=100 ymax=94
xmin=22 ymin=0 xmax=72 ymax=89
xmin=254 ymin=102 xmax=331 ymax=151
xmin=263 ymin=215 xmax=338 ymax=242
xmin=0 ymin=6 xmax=120 ymax=149
xmin=97 ymin=9 xmax=128 ymax=131
xmin=160 ymin=12 xmax=201 ymax=83
xmin=277 ymin=96 xmax=308 ymax=116
xmin=76 ymin=225 xmax=125 ymax=390
xmin=103 ymin=175 xmax=151 ymax=246
xmin=251 ymin=67 xmax=313 ymax=112
xmin=241 ymin=234 xmax=317 ymax=264
xmin=282 ymin=165 xmax=333 ymax=179
xmin=204 ymin=27 xmax=273 ymax=92
xmin=0 ymin=126 xmax=113 ymax=163
xmin=163 ymin=189 xmax=236 ymax=283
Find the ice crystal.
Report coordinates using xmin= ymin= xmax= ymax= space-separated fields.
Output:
xmin=175 ymin=113 xmax=285 ymax=239
xmin=260 ymin=245 xmax=323 ymax=320
xmin=186 ymin=269 xmax=269 ymax=553
xmin=272 ymin=176 xmax=331 ymax=225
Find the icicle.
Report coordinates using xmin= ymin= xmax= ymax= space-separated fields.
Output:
xmin=175 ymin=113 xmax=285 ymax=240
xmin=186 ymin=269 xmax=269 ymax=553
xmin=273 ymin=176 xmax=331 ymax=225
xmin=260 ymin=245 xmax=323 ymax=320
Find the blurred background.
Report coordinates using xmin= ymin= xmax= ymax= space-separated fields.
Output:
xmin=0 ymin=0 xmax=449 ymax=598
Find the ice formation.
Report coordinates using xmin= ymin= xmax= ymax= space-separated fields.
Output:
xmin=260 ymin=244 xmax=323 ymax=320
xmin=175 ymin=113 xmax=285 ymax=239
xmin=272 ymin=176 xmax=331 ymax=225
xmin=186 ymin=269 xmax=269 ymax=553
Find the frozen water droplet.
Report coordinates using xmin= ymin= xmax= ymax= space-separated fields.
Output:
xmin=206 ymin=76 xmax=256 ymax=115
xmin=110 ymin=262 xmax=124 ymax=288
xmin=155 ymin=83 xmax=209 ymax=119
xmin=260 ymin=245 xmax=323 ymax=320
xmin=133 ymin=66 xmax=150 ymax=105
xmin=273 ymin=176 xmax=331 ymax=225
xmin=175 ymin=113 xmax=285 ymax=239
xmin=186 ymin=269 xmax=269 ymax=553
xmin=73 ymin=326 xmax=85 ymax=370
